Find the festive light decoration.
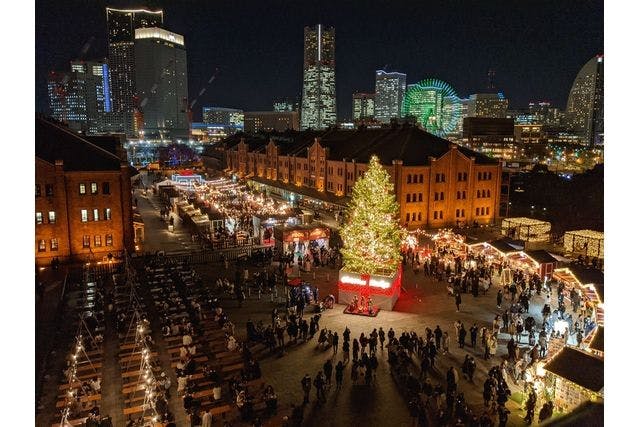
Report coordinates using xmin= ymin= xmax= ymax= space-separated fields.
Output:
xmin=339 ymin=155 xmax=405 ymax=275
xmin=501 ymin=217 xmax=551 ymax=242
xmin=563 ymin=230 xmax=604 ymax=259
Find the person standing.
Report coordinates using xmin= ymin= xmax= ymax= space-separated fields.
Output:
xmin=497 ymin=289 xmax=503 ymax=309
xmin=378 ymin=327 xmax=386 ymax=350
xmin=301 ymin=374 xmax=311 ymax=404
xmin=455 ymin=292 xmax=462 ymax=312
xmin=352 ymin=338 xmax=360 ymax=362
xmin=458 ymin=325 xmax=467 ymax=348
xmin=442 ymin=331 xmax=450 ymax=355
xmin=470 ymin=324 xmax=478 ymax=349
xmin=332 ymin=332 xmax=339 ymax=355
xmin=434 ymin=325 xmax=443 ymax=349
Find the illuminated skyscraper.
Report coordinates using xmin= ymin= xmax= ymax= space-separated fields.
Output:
xmin=467 ymin=93 xmax=509 ymax=118
xmin=134 ymin=27 xmax=189 ymax=140
xmin=352 ymin=93 xmax=375 ymax=121
xmin=47 ymin=70 xmax=87 ymax=132
xmin=374 ymin=70 xmax=406 ymax=123
xmin=565 ymin=55 xmax=604 ymax=146
xmin=301 ymin=24 xmax=336 ymax=130
xmin=106 ymin=7 xmax=164 ymax=137
xmin=70 ymin=60 xmax=116 ymax=134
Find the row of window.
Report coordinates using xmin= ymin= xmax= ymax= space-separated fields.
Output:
xmin=457 ymin=191 xmax=467 ymax=200
xmin=36 ymin=182 xmax=111 ymax=197
xmin=477 ymin=189 xmax=491 ymax=198
xmin=79 ymin=182 xmax=110 ymax=195
xmin=37 ymin=234 xmax=114 ymax=252
xmin=35 ymin=184 xmax=54 ymax=197
xmin=80 ymin=208 xmax=112 ymax=222
xmin=405 ymin=212 xmax=423 ymax=223
xmin=36 ymin=211 xmax=56 ymax=224
xmin=476 ymin=207 xmax=491 ymax=216
xmin=457 ymin=172 xmax=468 ymax=182
xmin=434 ymin=192 xmax=445 ymax=201
xmin=455 ymin=209 xmax=466 ymax=218
xmin=407 ymin=174 xmax=425 ymax=184
xmin=478 ymin=172 xmax=493 ymax=181
xmin=406 ymin=193 xmax=423 ymax=203
xmin=435 ymin=173 xmax=446 ymax=183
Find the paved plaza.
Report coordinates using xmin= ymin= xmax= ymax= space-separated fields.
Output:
xmin=36 ymin=184 xmax=564 ymax=427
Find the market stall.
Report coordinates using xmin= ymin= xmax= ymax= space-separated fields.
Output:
xmin=273 ymin=224 xmax=331 ymax=258
xmin=563 ymin=230 xmax=604 ymax=259
xmin=501 ymin=217 xmax=551 ymax=242
xmin=541 ymin=347 xmax=603 ymax=413
xmin=553 ymin=266 xmax=604 ymax=326
xmin=504 ymin=249 xmax=557 ymax=279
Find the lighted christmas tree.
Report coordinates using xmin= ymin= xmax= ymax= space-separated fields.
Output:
xmin=339 ymin=155 xmax=405 ymax=275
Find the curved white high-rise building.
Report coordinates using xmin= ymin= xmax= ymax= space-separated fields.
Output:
xmin=565 ymin=55 xmax=604 ymax=146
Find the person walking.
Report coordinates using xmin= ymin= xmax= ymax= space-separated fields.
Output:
xmin=352 ymin=338 xmax=359 ymax=362
xmin=332 ymin=332 xmax=339 ymax=355
xmin=301 ymin=374 xmax=311 ymax=404
xmin=455 ymin=292 xmax=462 ymax=312
xmin=313 ymin=371 xmax=326 ymax=402
xmin=335 ymin=361 xmax=344 ymax=389
xmin=323 ymin=360 xmax=333 ymax=387
xmin=470 ymin=323 xmax=478 ymax=349
xmin=497 ymin=289 xmax=503 ymax=309
xmin=342 ymin=339 xmax=350 ymax=364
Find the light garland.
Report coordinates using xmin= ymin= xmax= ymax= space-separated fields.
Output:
xmin=563 ymin=230 xmax=604 ymax=259
xmin=501 ymin=217 xmax=551 ymax=242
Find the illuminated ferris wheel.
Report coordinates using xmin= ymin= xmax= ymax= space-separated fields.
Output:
xmin=401 ymin=78 xmax=461 ymax=137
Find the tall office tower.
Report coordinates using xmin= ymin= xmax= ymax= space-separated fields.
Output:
xmin=467 ymin=93 xmax=509 ymax=118
xmin=300 ymin=24 xmax=336 ymax=130
xmin=134 ymin=27 xmax=189 ymax=141
xmin=69 ymin=60 xmax=115 ymax=134
xmin=352 ymin=93 xmax=375 ymax=121
xmin=106 ymin=7 xmax=163 ymax=137
xmin=565 ymin=55 xmax=604 ymax=146
xmin=47 ymin=70 xmax=87 ymax=132
xmin=374 ymin=70 xmax=406 ymax=123
xmin=203 ymin=107 xmax=244 ymax=126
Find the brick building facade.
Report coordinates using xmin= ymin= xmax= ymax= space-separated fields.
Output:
xmin=223 ymin=126 xmax=501 ymax=229
xmin=35 ymin=117 xmax=135 ymax=265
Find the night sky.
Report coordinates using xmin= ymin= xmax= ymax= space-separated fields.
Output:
xmin=36 ymin=0 xmax=603 ymax=121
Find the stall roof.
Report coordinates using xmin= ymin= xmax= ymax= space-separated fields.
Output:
xmin=543 ymin=347 xmax=604 ymax=393
xmin=545 ymin=401 xmax=603 ymax=426
xmin=250 ymin=176 xmax=348 ymax=207
xmin=526 ymin=250 xmax=558 ymax=264
xmin=589 ymin=327 xmax=604 ymax=353
xmin=569 ymin=264 xmax=604 ymax=286
xmin=487 ymin=239 xmax=519 ymax=254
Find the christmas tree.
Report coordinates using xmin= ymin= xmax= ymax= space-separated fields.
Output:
xmin=339 ymin=155 xmax=405 ymax=275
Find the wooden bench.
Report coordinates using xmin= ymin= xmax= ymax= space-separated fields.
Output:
xmin=221 ymin=362 xmax=244 ymax=374
xmin=123 ymin=403 xmax=151 ymax=416
xmin=51 ymin=417 xmax=87 ymax=427
xmin=56 ymin=393 xmax=100 ymax=408
xmin=120 ymin=351 xmax=158 ymax=364
xmin=170 ymin=355 xmax=208 ymax=368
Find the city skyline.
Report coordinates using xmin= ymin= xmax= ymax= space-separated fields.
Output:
xmin=36 ymin=0 xmax=603 ymax=122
